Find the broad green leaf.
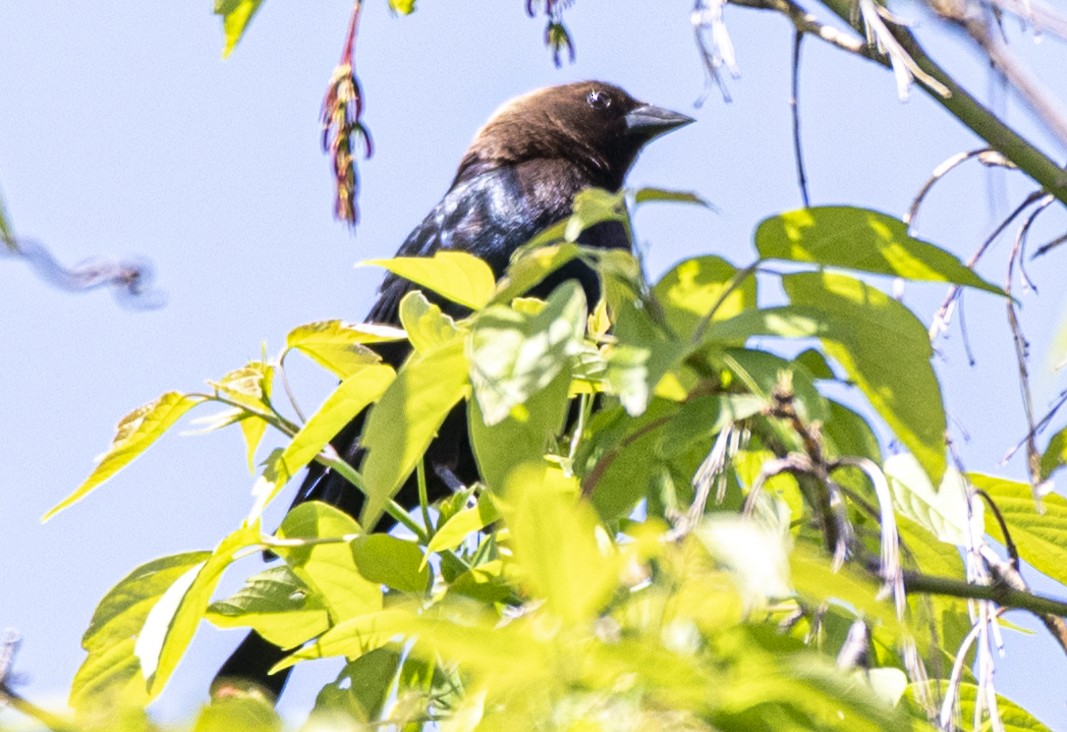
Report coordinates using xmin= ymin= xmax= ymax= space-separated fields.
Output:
xmin=363 ymin=251 xmax=495 ymax=310
xmin=426 ymin=491 xmax=501 ymax=558
xmin=783 ymin=272 xmax=946 ymax=487
xmin=604 ymin=341 xmax=689 ymax=416
xmin=633 ymin=187 xmax=712 ymax=208
xmin=470 ymin=280 xmax=586 ymax=425
xmin=789 ymin=544 xmax=908 ymax=643
xmin=71 ymin=552 xmax=211 ymax=711
xmin=1039 ymin=425 xmax=1067 ymax=480
xmin=969 ymin=473 xmax=1067 ymax=586
xmin=497 ymin=462 xmax=619 ymax=623
xmin=275 ymin=502 xmax=382 ymax=619
xmin=657 ymin=393 xmax=765 ymax=459
xmin=722 ymin=348 xmax=829 ymax=424
xmin=214 ymin=0 xmax=266 ymax=58
xmin=895 ymin=515 xmax=971 ymax=656
xmin=277 ymin=607 xmax=414 ymax=670
xmin=248 ymin=364 xmax=395 ymax=519
xmin=757 ymin=207 xmax=1002 ymax=295
xmin=398 ymin=290 xmax=460 ymax=353
xmin=564 ymin=188 xmax=628 ymax=242
xmin=886 ymin=454 xmax=970 ymax=545
xmin=822 ymin=400 xmax=882 ymax=463
xmin=469 ymin=368 xmax=570 ymax=491
xmin=492 ymin=242 xmax=583 ymax=306
xmin=309 ymin=648 xmax=402 ymax=725
xmin=653 ymin=255 xmax=755 ymax=339
xmin=206 ymin=565 xmax=330 ymax=649
xmin=351 ymin=534 xmax=429 ymax=592
xmin=45 ymin=392 xmax=206 ymax=520
xmin=286 ymin=319 xmax=399 ymax=379
xmin=905 ymin=681 xmax=1052 ymax=732
xmin=137 ymin=526 xmax=258 ymax=694
xmin=360 ymin=339 xmax=469 ymax=529
xmin=583 ymin=399 xmax=679 ymax=519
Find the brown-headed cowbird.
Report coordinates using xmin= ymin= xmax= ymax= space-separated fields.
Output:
xmin=213 ymin=80 xmax=692 ymax=701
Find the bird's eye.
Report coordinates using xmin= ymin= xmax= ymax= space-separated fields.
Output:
xmin=587 ymin=89 xmax=612 ymax=111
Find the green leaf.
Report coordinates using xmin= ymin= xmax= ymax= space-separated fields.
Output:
xmin=658 ymin=393 xmax=765 ymax=459
xmin=652 ymin=255 xmax=755 ymax=339
xmin=286 ymin=319 xmax=400 ymax=379
xmin=756 ymin=206 xmax=1002 ymax=295
xmin=389 ymin=0 xmax=417 ymax=14
xmin=351 ymin=534 xmax=429 ymax=592
xmin=309 ymin=649 xmax=402 ymax=725
xmin=363 ymin=251 xmax=496 ymax=311
xmin=492 ymin=242 xmax=583 ymax=306
xmin=137 ymin=526 xmax=258 ymax=695
xmin=497 ymin=462 xmax=619 ymax=623
xmin=277 ymin=607 xmax=414 ymax=670
xmin=71 ymin=552 xmax=211 ymax=711
xmin=886 ymin=454 xmax=970 ymax=545
xmin=1039 ymin=425 xmax=1067 ymax=480
xmin=604 ymin=341 xmax=688 ymax=416
xmin=564 ymin=188 xmax=628 ymax=242
xmin=783 ymin=272 xmax=946 ymax=487
xmin=905 ymin=681 xmax=1052 ymax=732
xmin=209 ymin=361 xmax=274 ymax=412
xmin=214 ymin=0 xmax=266 ymax=59
xmin=969 ymin=473 xmax=1067 ymax=586
xmin=722 ymin=348 xmax=829 ymax=424
xmin=45 ymin=392 xmax=206 ymax=520
xmin=249 ymin=364 xmax=395 ymax=518
xmin=469 ymin=366 xmax=571 ymax=491
xmin=633 ymin=187 xmax=713 ymax=208
xmin=398 ymin=290 xmax=461 ymax=353
xmin=822 ymin=399 xmax=882 ymax=462
xmin=470 ymin=280 xmax=586 ymax=426
xmin=426 ymin=490 xmax=501 ymax=558
xmin=206 ymin=565 xmax=330 ymax=649
xmin=275 ymin=502 xmax=382 ymax=619
xmin=360 ymin=339 xmax=470 ymax=529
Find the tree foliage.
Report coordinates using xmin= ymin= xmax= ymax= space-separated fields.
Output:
xmin=6 ymin=1 xmax=1067 ymax=731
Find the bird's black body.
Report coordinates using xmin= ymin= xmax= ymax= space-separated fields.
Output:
xmin=214 ymin=81 xmax=692 ymax=700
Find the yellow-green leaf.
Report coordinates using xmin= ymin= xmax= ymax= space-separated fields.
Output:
xmin=206 ymin=565 xmax=330 ymax=649
xmin=360 ymin=339 xmax=469 ymax=529
xmin=45 ymin=392 xmax=206 ymax=520
xmin=286 ymin=319 xmax=401 ymax=379
xmin=757 ymin=207 xmax=1003 ymax=295
xmin=363 ymin=251 xmax=495 ymax=311
xmin=398 ymin=290 xmax=461 ymax=353
xmin=214 ymin=0 xmax=265 ymax=58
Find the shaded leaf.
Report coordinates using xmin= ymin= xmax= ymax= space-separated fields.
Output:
xmin=206 ymin=565 xmax=330 ymax=649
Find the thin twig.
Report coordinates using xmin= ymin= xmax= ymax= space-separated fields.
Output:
xmin=789 ymin=30 xmax=810 ymax=208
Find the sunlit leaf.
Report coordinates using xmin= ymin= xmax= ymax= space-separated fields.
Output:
xmin=886 ymin=454 xmax=970 ymax=545
xmin=497 ymin=462 xmax=619 ymax=623
xmin=360 ymin=339 xmax=469 ymax=529
xmin=214 ymin=0 xmax=266 ymax=58
xmin=470 ymin=280 xmax=585 ymax=425
xmin=137 ymin=526 xmax=258 ymax=695
xmin=248 ymin=364 xmax=395 ymax=519
xmin=757 ymin=207 xmax=1002 ymax=295
xmin=275 ymin=502 xmax=382 ymax=620
xmin=653 ymin=255 xmax=755 ymax=339
xmin=969 ymin=473 xmax=1067 ymax=586
xmin=398 ymin=290 xmax=461 ymax=354
xmin=783 ymin=272 xmax=946 ymax=487
xmin=45 ymin=392 xmax=207 ymax=520
xmin=492 ymin=242 xmax=583 ymax=306
xmin=426 ymin=491 xmax=501 ymax=558
xmin=286 ymin=319 xmax=399 ymax=379
xmin=71 ymin=552 xmax=211 ymax=711
xmin=351 ymin=534 xmax=429 ymax=593
xmin=206 ymin=565 xmax=330 ymax=649
xmin=363 ymin=251 xmax=496 ymax=310
xmin=633 ymin=187 xmax=712 ymax=208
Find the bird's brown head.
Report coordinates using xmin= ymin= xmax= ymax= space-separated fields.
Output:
xmin=457 ymin=81 xmax=694 ymax=190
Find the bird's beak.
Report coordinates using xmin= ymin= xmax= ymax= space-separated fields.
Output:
xmin=624 ymin=103 xmax=695 ymax=139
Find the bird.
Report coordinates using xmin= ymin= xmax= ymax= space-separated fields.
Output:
xmin=212 ymin=80 xmax=693 ymax=701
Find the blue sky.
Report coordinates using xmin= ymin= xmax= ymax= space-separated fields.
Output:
xmin=3 ymin=1 xmax=1067 ymax=727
